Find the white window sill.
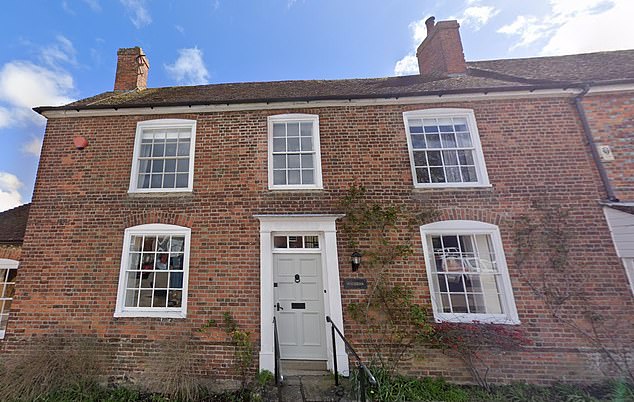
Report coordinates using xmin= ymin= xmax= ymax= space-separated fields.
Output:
xmin=413 ymin=183 xmax=493 ymax=190
xmin=114 ymin=310 xmax=187 ymax=319
xmin=268 ymin=186 xmax=324 ymax=191
xmin=434 ymin=313 xmax=520 ymax=325
xmin=0 ymin=330 xmax=5 ymax=339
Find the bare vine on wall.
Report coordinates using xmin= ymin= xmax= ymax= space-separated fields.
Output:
xmin=340 ymin=184 xmax=438 ymax=371
xmin=512 ymin=200 xmax=633 ymax=382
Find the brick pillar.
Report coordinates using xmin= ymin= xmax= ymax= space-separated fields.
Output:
xmin=114 ymin=47 xmax=150 ymax=91
xmin=416 ymin=17 xmax=467 ymax=76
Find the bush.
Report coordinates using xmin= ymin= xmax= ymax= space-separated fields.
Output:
xmin=0 ymin=336 xmax=108 ymax=401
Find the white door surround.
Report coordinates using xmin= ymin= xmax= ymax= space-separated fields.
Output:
xmin=255 ymin=215 xmax=349 ymax=376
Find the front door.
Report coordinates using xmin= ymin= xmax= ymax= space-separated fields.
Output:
xmin=273 ymin=253 xmax=326 ymax=360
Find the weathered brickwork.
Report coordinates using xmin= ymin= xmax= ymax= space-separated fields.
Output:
xmin=3 ymin=95 xmax=632 ymax=384
xmin=0 ymin=246 xmax=21 ymax=261
xmin=582 ymin=92 xmax=634 ymax=201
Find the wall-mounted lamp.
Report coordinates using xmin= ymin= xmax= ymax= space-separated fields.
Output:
xmin=351 ymin=251 xmax=362 ymax=272
xmin=73 ymin=136 xmax=89 ymax=150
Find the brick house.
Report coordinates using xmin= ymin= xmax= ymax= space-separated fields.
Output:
xmin=2 ymin=18 xmax=633 ymax=384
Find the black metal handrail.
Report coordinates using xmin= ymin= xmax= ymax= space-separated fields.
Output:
xmin=273 ymin=316 xmax=282 ymax=385
xmin=326 ymin=316 xmax=377 ymax=402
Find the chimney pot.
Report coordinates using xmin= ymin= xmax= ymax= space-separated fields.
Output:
xmin=425 ymin=16 xmax=436 ymax=35
xmin=114 ymin=47 xmax=150 ymax=91
xmin=416 ymin=18 xmax=467 ymax=77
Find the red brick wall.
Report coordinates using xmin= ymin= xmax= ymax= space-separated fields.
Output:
xmin=3 ymin=96 xmax=632 ymax=384
xmin=0 ymin=246 xmax=21 ymax=261
xmin=582 ymin=91 xmax=634 ymax=201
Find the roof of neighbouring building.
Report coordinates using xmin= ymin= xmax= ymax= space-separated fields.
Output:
xmin=606 ymin=204 xmax=634 ymax=215
xmin=35 ymin=49 xmax=634 ymax=113
xmin=0 ymin=203 xmax=30 ymax=245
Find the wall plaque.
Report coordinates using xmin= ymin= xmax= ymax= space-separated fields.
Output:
xmin=343 ymin=278 xmax=368 ymax=289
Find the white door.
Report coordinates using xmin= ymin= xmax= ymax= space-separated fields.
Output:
xmin=274 ymin=253 xmax=327 ymax=360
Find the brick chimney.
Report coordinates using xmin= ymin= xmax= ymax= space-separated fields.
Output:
xmin=114 ymin=47 xmax=150 ymax=91
xmin=416 ymin=17 xmax=467 ymax=76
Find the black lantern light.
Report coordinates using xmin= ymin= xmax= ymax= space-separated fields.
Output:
xmin=351 ymin=251 xmax=362 ymax=272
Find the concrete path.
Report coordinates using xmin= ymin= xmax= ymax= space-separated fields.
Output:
xmin=272 ymin=374 xmax=353 ymax=402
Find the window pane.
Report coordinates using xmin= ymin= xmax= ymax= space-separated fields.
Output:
xmin=301 ymin=154 xmax=314 ymax=168
xmin=273 ymin=138 xmax=286 ymax=152
xmin=446 ymin=167 xmax=461 ymax=182
xmin=169 ymin=272 xmax=183 ymax=288
xmin=168 ymin=290 xmax=182 ymax=307
xmin=177 ymin=141 xmax=190 ymax=156
xmin=438 ymin=118 xmax=453 ymax=132
xmin=153 ymin=290 xmax=167 ymax=308
xmin=302 ymin=170 xmax=314 ymax=184
xmin=456 ymin=132 xmax=472 ymax=147
xmin=155 ymin=272 xmax=168 ymax=287
xmin=177 ymin=159 xmax=189 ymax=173
xmin=300 ymin=122 xmax=313 ymax=136
xmin=457 ymin=150 xmax=474 ymax=165
xmin=409 ymin=124 xmax=424 ymax=134
xmin=138 ymin=159 xmax=151 ymax=173
xmin=274 ymin=236 xmax=287 ymax=248
xmin=300 ymin=137 xmax=313 ymax=151
xmin=443 ymin=150 xmax=458 ymax=165
xmin=157 ymin=237 xmax=169 ymax=251
xmin=450 ymin=294 xmax=468 ymax=313
xmin=143 ymin=237 xmax=156 ymax=252
xmin=138 ymin=174 xmax=150 ymax=188
xmin=165 ymin=142 xmax=177 ymax=156
xmin=454 ymin=118 xmax=468 ymax=132
xmin=273 ymin=123 xmax=286 ymax=137
xmin=416 ymin=168 xmax=430 ymax=183
xmin=151 ymin=160 xmax=164 ymax=173
xmin=127 ymin=272 xmax=141 ymax=288
xmin=288 ymin=236 xmax=303 ymax=248
xmin=411 ymin=135 xmax=426 ymax=149
xmin=427 ymin=151 xmax=442 ymax=166
xmin=141 ymin=272 xmax=154 ymax=288
xmin=150 ymin=174 xmax=163 ymax=188
xmin=273 ymin=155 xmax=286 ymax=169
xmin=426 ymin=134 xmax=441 ymax=148
xmin=140 ymin=143 xmax=152 ymax=157
xmin=139 ymin=290 xmax=153 ymax=307
xmin=288 ymin=170 xmax=301 ymax=184
xmin=171 ymin=237 xmax=185 ymax=252
xmin=175 ymin=174 xmax=189 ymax=188
xmin=461 ymin=167 xmax=478 ymax=182
xmin=130 ymin=236 xmax=143 ymax=251
xmin=125 ymin=290 xmax=139 ymax=307
xmin=152 ymin=143 xmax=165 ymax=157
xmin=287 ymin=123 xmax=299 ymax=137
xmin=430 ymin=167 xmax=446 ymax=183
xmin=156 ymin=255 xmax=169 ymax=270
xmin=413 ymin=151 xmax=427 ymax=167
xmin=273 ymin=170 xmax=286 ymax=185
xmin=164 ymin=159 xmax=176 ymax=173
xmin=128 ymin=253 xmax=141 ymax=271
xmin=304 ymin=236 xmax=319 ymax=248
xmin=170 ymin=255 xmax=184 ymax=270
xmin=163 ymin=174 xmax=175 ymax=188
xmin=288 ymin=154 xmax=300 ymax=169
xmin=441 ymin=133 xmax=457 ymax=148
xmin=287 ymin=138 xmax=300 ymax=152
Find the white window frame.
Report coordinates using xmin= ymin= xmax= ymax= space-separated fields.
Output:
xmin=403 ymin=108 xmax=490 ymax=188
xmin=267 ymin=114 xmax=323 ymax=190
xmin=0 ymin=258 xmax=19 ymax=339
xmin=114 ymin=223 xmax=191 ymax=318
xmin=420 ymin=220 xmax=519 ymax=324
xmin=128 ymin=119 xmax=197 ymax=193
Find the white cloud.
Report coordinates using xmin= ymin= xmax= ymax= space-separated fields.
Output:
xmin=120 ymin=0 xmax=152 ymax=29
xmin=0 ymin=106 xmax=13 ymax=128
xmin=0 ymin=172 xmax=23 ymax=213
xmin=394 ymin=55 xmax=419 ymax=76
xmin=82 ymin=0 xmax=101 ymax=12
xmin=175 ymin=25 xmax=185 ymax=34
xmin=0 ymin=61 xmax=74 ymax=126
xmin=22 ymin=137 xmax=42 ymax=157
xmin=165 ymin=48 xmax=210 ymax=85
xmin=497 ymin=0 xmax=634 ymax=55
xmin=40 ymin=35 xmax=77 ymax=67
xmin=459 ymin=6 xmax=500 ymax=30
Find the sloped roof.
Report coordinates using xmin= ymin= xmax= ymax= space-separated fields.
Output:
xmin=0 ymin=203 xmax=30 ymax=245
xmin=35 ymin=49 xmax=634 ymax=113
xmin=606 ymin=204 xmax=634 ymax=215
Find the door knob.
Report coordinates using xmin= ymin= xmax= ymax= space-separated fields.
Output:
xmin=276 ymin=302 xmax=284 ymax=311
xmin=294 ymin=274 xmax=300 ymax=283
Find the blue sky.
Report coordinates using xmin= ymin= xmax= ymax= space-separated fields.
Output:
xmin=0 ymin=0 xmax=632 ymax=211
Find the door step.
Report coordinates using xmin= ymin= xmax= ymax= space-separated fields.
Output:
xmin=281 ymin=359 xmax=328 ymax=376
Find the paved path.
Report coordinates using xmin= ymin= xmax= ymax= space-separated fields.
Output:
xmin=270 ymin=374 xmax=353 ymax=402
